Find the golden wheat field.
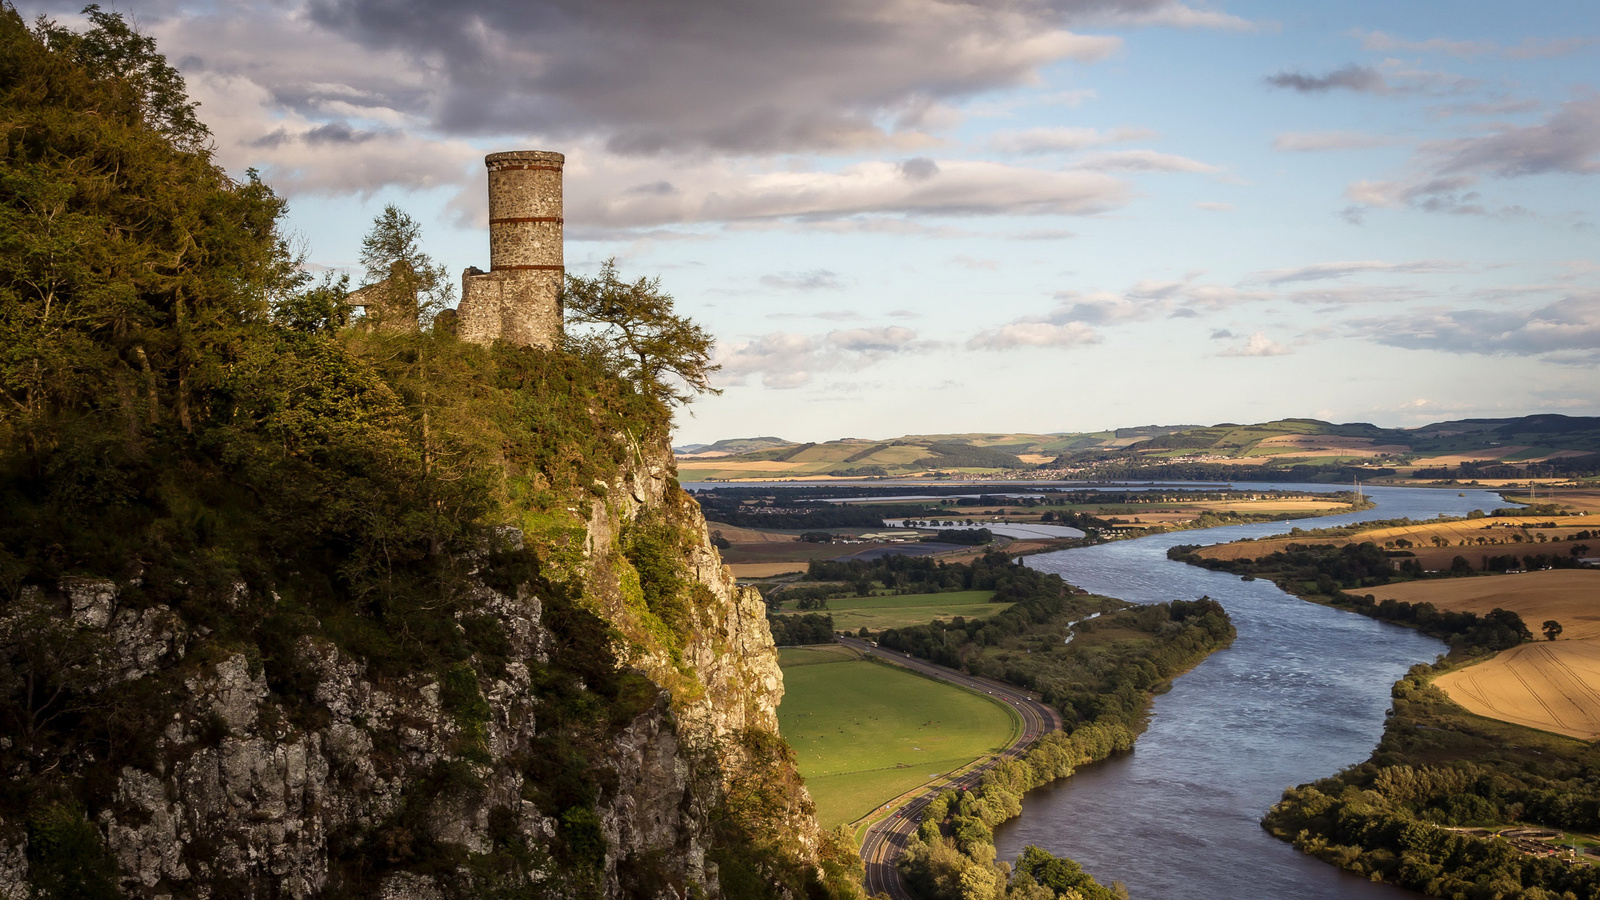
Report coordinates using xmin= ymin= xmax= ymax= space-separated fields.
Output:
xmin=1436 ymin=642 xmax=1600 ymax=739
xmin=1368 ymin=570 xmax=1600 ymax=635
xmin=1372 ymin=570 xmax=1600 ymax=739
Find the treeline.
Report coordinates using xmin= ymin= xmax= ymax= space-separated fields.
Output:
xmin=1264 ymin=665 xmax=1600 ymax=900
xmin=901 ymin=724 xmax=1135 ymax=900
xmin=1414 ymin=454 xmax=1600 ymax=479
xmin=766 ymin=613 xmax=834 ymax=646
xmin=1169 ymin=543 xmax=1534 ymax=652
xmin=881 ymin=596 xmax=1234 ymax=731
xmin=809 ymin=550 xmax=1060 ymax=597
xmin=932 ymin=528 xmax=993 ymax=545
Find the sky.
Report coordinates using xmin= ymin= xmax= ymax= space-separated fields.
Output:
xmin=32 ymin=0 xmax=1600 ymax=444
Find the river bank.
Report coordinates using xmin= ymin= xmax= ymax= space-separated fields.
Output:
xmin=992 ymin=484 xmax=1509 ymax=899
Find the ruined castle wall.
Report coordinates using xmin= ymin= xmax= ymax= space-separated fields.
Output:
xmin=458 ymin=150 xmax=564 ymax=349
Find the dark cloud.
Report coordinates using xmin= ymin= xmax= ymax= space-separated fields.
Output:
xmin=1209 ymin=328 xmax=1233 ymax=339
xmin=1266 ymin=62 xmax=1477 ymax=98
xmin=1266 ymin=64 xmax=1389 ymax=94
xmin=299 ymin=0 xmax=1208 ymax=154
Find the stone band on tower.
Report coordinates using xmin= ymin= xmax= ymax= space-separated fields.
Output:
xmin=457 ymin=150 xmax=564 ymax=348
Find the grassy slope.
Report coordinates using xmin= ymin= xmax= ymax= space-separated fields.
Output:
xmin=816 ymin=590 xmax=1011 ymax=632
xmin=777 ymin=651 xmax=1018 ymax=827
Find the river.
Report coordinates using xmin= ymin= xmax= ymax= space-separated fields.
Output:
xmin=993 ymin=484 xmax=1509 ymax=900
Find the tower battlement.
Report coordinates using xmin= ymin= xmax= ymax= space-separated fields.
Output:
xmin=457 ymin=150 xmax=564 ymax=348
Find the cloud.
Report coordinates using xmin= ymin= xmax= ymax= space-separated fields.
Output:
xmin=1352 ymin=293 xmax=1600 ymax=362
xmin=1252 ymin=259 xmax=1468 ymax=285
xmin=1089 ymin=3 xmax=1260 ymax=31
xmin=1286 ymin=285 xmax=1433 ymax=308
xmin=1075 ymin=150 xmax=1219 ymax=173
xmin=1265 ymin=62 xmax=1475 ymax=97
xmin=296 ymin=0 xmax=1137 ymax=155
xmin=1218 ymin=331 xmax=1292 ymax=356
xmin=1209 ymin=328 xmax=1234 ymax=339
xmin=827 ymin=325 xmax=926 ymax=353
xmin=713 ymin=325 xmax=935 ymax=388
xmin=1351 ymin=30 xmax=1496 ymax=58
xmin=182 ymin=70 xmax=480 ymax=196
xmin=1266 ymin=64 xmax=1390 ymax=94
xmin=967 ymin=321 xmax=1100 ymax=350
xmin=566 ymin=154 xmax=1131 ymax=228
xmin=1342 ymin=97 xmax=1600 ymax=220
xmin=1429 ymin=96 xmax=1543 ymax=119
xmin=1503 ymin=37 xmax=1598 ymax=60
xmin=760 ymin=269 xmax=846 ymax=291
xmin=1431 ymin=96 xmax=1600 ymax=178
xmin=1352 ymin=29 xmax=1595 ymax=60
xmin=989 ymin=126 xmax=1157 ymax=154
xmin=1343 ymin=175 xmax=1498 ymax=218
xmin=1194 ymin=201 xmax=1234 ymax=211
xmin=1272 ymin=131 xmax=1394 ymax=152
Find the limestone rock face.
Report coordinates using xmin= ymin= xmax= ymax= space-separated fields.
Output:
xmin=0 ymin=442 xmax=816 ymax=899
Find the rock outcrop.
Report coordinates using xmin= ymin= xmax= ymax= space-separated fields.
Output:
xmin=0 ymin=442 xmax=817 ymax=899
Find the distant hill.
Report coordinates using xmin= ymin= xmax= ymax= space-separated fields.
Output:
xmin=673 ymin=435 xmax=792 ymax=456
xmin=675 ymin=416 xmax=1600 ymax=481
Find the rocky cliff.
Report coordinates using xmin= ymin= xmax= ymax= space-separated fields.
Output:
xmin=0 ymin=442 xmax=822 ymax=900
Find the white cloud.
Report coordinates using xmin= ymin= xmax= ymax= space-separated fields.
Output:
xmin=1272 ymin=131 xmax=1395 ymax=152
xmin=760 ymin=270 xmax=846 ymax=291
xmin=1194 ymin=201 xmax=1234 ymax=211
xmin=1075 ymin=150 xmax=1220 ymax=173
xmin=1218 ymin=331 xmax=1292 ymax=357
xmin=989 ymin=126 xmax=1157 ymax=154
xmin=1252 ymin=259 xmax=1468 ymax=285
xmin=713 ymin=325 xmax=936 ymax=388
xmin=553 ymin=152 xmax=1132 ymax=229
xmin=967 ymin=322 xmax=1100 ymax=350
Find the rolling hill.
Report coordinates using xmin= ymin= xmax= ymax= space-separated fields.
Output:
xmin=674 ymin=416 xmax=1600 ymax=482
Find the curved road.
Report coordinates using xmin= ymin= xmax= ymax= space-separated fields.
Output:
xmin=837 ymin=636 xmax=1062 ymax=899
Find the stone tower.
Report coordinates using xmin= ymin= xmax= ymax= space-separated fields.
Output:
xmin=457 ymin=150 xmax=564 ymax=348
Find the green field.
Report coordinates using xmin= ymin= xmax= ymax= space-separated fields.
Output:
xmin=777 ymin=649 xmax=1017 ymax=827
xmin=815 ymin=590 xmax=1011 ymax=632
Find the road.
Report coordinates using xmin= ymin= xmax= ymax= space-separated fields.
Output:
xmin=837 ymin=636 xmax=1062 ymax=900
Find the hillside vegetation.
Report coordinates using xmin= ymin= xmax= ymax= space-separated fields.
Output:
xmin=0 ymin=11 xmax=844 ymax=899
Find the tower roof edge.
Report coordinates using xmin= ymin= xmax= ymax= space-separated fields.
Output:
xmin=485 ymin=150 xmax=565 ymax=167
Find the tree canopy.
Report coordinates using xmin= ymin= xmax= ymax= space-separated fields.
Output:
xmin=562 ymin=259 xmax=720 ymax=405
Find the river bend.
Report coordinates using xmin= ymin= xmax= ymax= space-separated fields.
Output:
xmin=994 ymin=484 xmax=1507 ymax=900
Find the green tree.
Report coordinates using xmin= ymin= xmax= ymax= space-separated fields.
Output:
xmin=355 ymin=205 xmax=453 ymax=329
xmin=1543 ymin=619 xmax=1563 ymax=641
xmin=0 ymin=5 xmax=295 ymax=444
xmin=32 ymin=4 xmax=208 ymax=149
xmin=562 ymin=259 xmax=720 ymax=405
